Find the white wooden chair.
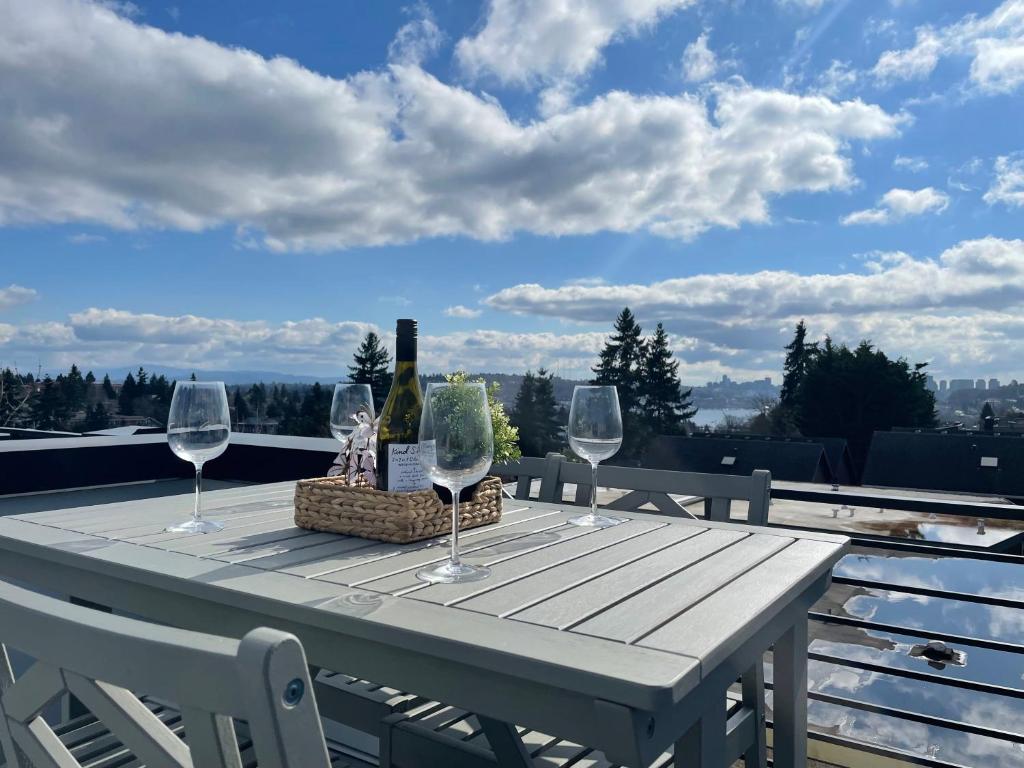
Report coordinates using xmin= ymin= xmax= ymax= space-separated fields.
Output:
xmin=494 ymin=454 xmax=772 ymax=525
xmin=0 ymin=579 xmax=366 ymax=768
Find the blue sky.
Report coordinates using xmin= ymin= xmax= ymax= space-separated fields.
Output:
xmin=1 ymin=0 xmax=1022 ymax=383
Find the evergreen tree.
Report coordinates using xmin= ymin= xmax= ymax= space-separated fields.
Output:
xmin=33 ymin=376 xmax=66 ymax=429
xmin=118 ymin=372 xmax=137 ymax=415
xmin=266 ymin=385 xmax=283 ymax=419
xmin=248 ymin=383 xmax=267 ymax=423
xmin=0 ymin=368 xmax=35 ymax=427
xmin=592 ymin=307 xmax=647 ymax=461
xmin=85 ymin=371 xmax=96 ymax=386
xmin=640 ymin=323 xmax=696 ymax=435
xmin=149 ymin=374 xmax=172 ymax=408
xmin=980 ymin=401 xmax=997 ymax=433
xmin=795 ymin=339 xmax=936 ymax=479
xmin=135 ymin=367 xmax=149 ymax=395
xmin=83 ymin=402 xmax=110 ymax=431
xmin=532 ymin=368 xmax=562 ymax=454
xmin=189 ymin=372 xmax=197 ymax=382
xmin=233 ymin=389 xmax=251 ymax=425
xmin=780 ymin=320 xmax=817 ymax=409
xmin=297 ymin=382 xmax=331 ymax=437
xmin=102 ymin=374 xmax=116 ymax=399
xmin=65 ymin=364 xmax=86 ymax=411
xmin=348 ymin=332 xmax=391 ymax=411
xmin=511 ymin=372 xmax=539 ymax=456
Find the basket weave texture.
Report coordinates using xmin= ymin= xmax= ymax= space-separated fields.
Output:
xmin=294 ymin=475 xmax=503 ymax=544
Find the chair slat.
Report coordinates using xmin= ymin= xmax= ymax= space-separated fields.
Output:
xmin=7 ymin=717 xmax=79 ymax=768
xmin=64 ymin=673 xmax=193 ymax=768
xmin=180 ymin=707 xmax=243 ymax=768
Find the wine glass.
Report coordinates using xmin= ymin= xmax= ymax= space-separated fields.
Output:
xmin=165 ymin=381 xmax=231 ymax=534
xmin=416 ymin=382 xmax=494 ymax=584
xmin=567 ymin=385 xmax=624 ymax=527
xmin=330 ymin=383 xmax=375 ymax=440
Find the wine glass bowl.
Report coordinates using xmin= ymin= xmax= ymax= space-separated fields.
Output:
xmin=165 ymin=381 xmax=231 ymax=534
xmin=416 ymin=382 xmax=494 ymax=584
xmin=330 ymin=383 xmax=375 ymax=441
xmin=567 ymin=385 xmax=624 ymax=527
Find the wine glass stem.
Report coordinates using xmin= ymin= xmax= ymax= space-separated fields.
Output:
xmin=590 ymin=461 xmax=599 ymax=519
xmin=450 ymin=488 xmax=461 ymax=568
xmin=193 ymin=463 xmax=204 ymax=522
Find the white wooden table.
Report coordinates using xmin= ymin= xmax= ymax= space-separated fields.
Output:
xmin=0 ymin=482 xmax=848 ymax=767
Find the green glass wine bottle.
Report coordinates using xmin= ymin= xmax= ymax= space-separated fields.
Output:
xmin=375 ymin=319 xmax=432 ymax=492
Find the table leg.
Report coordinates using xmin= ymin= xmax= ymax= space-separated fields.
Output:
xmin=772 ymin=619 xmax=808 ymax=768
xmin=478 ymin=715 xmax=532 ymax=768
xmin=741 ymin=662 xmax=767 ymax=768
xmin=674 ymin=690 xmax=726 ymax=768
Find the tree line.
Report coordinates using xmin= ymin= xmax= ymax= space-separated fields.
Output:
xmin=343 ymin=315 xmax=697 ymax=461
xmin=0 ymin=365 xmax=175 ymax=432
xmin=748 ymin=320 xmax=937 ymax=476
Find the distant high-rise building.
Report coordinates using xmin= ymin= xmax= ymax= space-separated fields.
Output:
xmin=989 ymin=378 xmax=1000 ymax=390
xmin=939 ymin=380 xmax=948 ymax=392
xmin=976 ymin=379 xmax=987 ymax=390
xmin=764 ymin=376 xmax=772 ymax=386
xmin=925 ymin=375 xmax=937 ymax=392
xmin=949 ymin=379 xmax=973 ymax=391
xmin=1013 ymin=380 xmax=1020 ymax=387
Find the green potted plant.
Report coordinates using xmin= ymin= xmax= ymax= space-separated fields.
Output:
xmin=432 ymin=372 xmax=520 ymax=502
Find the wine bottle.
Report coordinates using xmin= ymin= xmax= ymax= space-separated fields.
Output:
xmin=376 ymin=319 xmax=432 ymax=492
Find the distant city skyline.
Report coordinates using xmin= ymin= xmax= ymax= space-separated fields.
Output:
xmin=1 ymin=1 xmax=1022 ymax=381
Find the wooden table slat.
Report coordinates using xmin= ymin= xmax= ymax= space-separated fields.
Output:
xmin=638 ymin=538 xmax=845 ymax=669
xmin=312 ymin=512 xmax=574 ymax=587
xmin=510 ymin=528 xmax=747 ymax=631
xmin=406 ymin=520 xmax=667 ymax=605
xmin=571 ymin=533 xmax=794 ymax=644
xmin=453 ymin=524 xmax=701 ymax=618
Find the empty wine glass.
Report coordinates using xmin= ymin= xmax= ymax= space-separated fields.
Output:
xmin=416 ymin=382 xmax=494 ymax=584
xmin=165 ymin=381 xmax=231 ymax=534
xmin=330 ymin=383 xmax=375 ymax=440
xmin=567 ymin=385 xmax=624 ymax=527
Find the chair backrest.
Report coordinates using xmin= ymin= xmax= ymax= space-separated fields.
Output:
xmin=0 ymin=579 xmax=330 ymax=768
xmin=493 ymin=454 xmax=771 ymax=525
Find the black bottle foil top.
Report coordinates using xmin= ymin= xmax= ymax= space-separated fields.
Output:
xmin=395 ymin=319 xmax=417 ymax=360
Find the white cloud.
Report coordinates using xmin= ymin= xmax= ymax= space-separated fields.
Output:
xmin=0 ymin=285 xmax=38 ymax=311
xmin=387 ymin=5 xmax=443 ymax=66
xmin=97 ymin=0 xmax=141 ymax=17
xmin=0 ymin=307 xmax=615 ymax=378
xmin=7 ymin=240 xmax=1024 ymax=381
xmin=486 ymin=238 xmax=1024 ymax=323
xmin=776 ymin=0 xmax=833 ymax=10
xmin=454 ymin=0 xmax=695 ymax=87
xmin=892 ymin=155 xmax=928 ymax=172
xmin=840 ymin=187 xmax=949 ymax=226
xmin=443 ymin=305 xmax=483 ymax=319
xmin=67 ymin=233 xmax=108 ymax=244
xmin=0 ymin=0 xmax=907 ymax=250
xmin=811 ymin=60 xmax=858 ymax=97
xmin=984 ymin=154 xmax=1024 ymax=208
xmin=682 ymin=32 xmax=717 ymax=82
xmin=872 ymin=29 xmax=943 ymax=84
xmin=483 ymin=237 xmax=1024 ymax=379
xmin=872 ymin=1 xmax=1024 ymax=94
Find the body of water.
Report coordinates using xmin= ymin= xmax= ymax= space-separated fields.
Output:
xmin=689 ymin=408 xmax=758 ymax=428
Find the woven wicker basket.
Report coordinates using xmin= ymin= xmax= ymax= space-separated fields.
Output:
xmin=293 ymin=475 xmax=503 ymax=544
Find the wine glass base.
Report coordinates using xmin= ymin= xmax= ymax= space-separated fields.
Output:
xmin=416 ymin=561 xmax=491 ymax=584
xmin=568 ymin=513 xmax=624 ymax=528
xmin=164 ymin=519 xmax=225 ymax=534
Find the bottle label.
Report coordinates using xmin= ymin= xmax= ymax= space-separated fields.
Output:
xmin=387 ymin=444 xmax=432 ymax=492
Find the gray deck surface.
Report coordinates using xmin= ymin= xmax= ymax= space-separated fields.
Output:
xmin=0 ymin=481 xmax=847 ymax=767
